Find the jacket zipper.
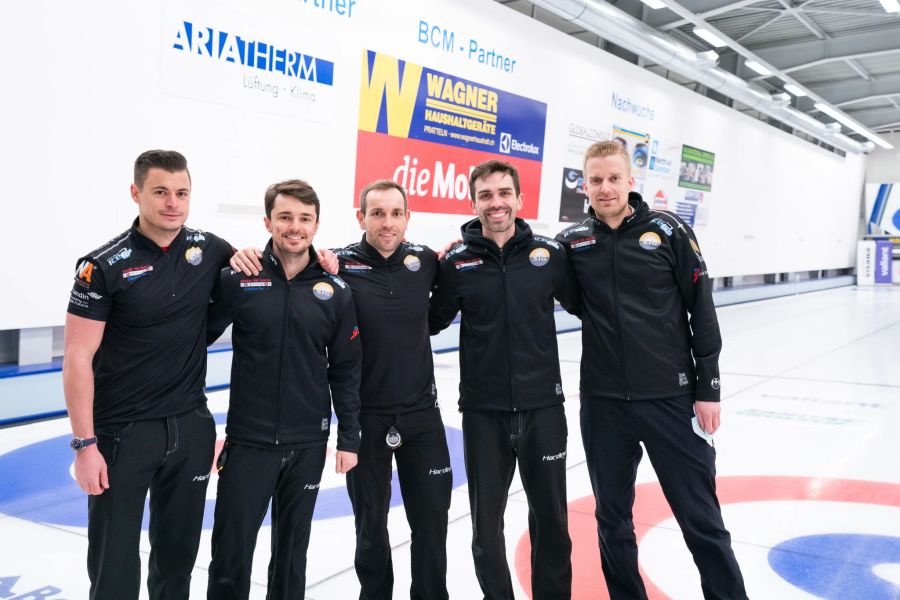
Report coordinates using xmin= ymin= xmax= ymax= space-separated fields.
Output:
xmin=275 ymin=280 xmax=292 ymax=444
xmin=165 ymin=252 xmax=175 ymax=297
xmin=499 ymin=246 xmax=516 ymax=411
xmin=610 ymin=229 xmax=632 ymax=400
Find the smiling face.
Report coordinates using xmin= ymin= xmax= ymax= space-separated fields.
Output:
xmin=265 ymin=193 xmax=319 ymax=259
xmin=583 ymin=153 xmax=634 ymax=229
xmin=358 ymin=186 xmax=409 ymax=258
xmin=131 ymin=168 xmax=191 ymax=241
xmin=470 ymin=171 xmax=524 ymax=245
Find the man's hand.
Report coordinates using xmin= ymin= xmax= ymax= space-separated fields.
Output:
xmin=230 ymin=247 xmax=263 ymax=276
xmin=436 ymin=239 xmax=463 ymax=260
xmin=318 ymin=249 xmax=339 ymax=275
xmin=74 ymin=445 xmax=109 ymax=495
xmin=334 ymin=450 xmax=358 ymax=474
xmin=694 ymin=400 xmax=721 ymax=435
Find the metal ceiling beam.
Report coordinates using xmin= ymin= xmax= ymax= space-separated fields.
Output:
xmin=843 ymin=106 xmax=900 ymax=128
xmin=649 ymin=0 xmax=772 ymax=30
xmin=807 ymin=73 xmax=900 ymax=105
xmin=752 ymin=28 xmax=900 ymax=72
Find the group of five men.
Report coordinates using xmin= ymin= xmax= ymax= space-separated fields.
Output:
xmin=65 ymin=146 xmax=748 ymax=599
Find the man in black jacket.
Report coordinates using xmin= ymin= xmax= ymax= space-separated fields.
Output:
xmin=430 ymin=160 xmax=581 ymax=600
xmin=206 ymin=179 xmax=361 ymax=600
xmin=556 ymin=141 xmax=747 ymax=600
xmin=64 ymin=149 xmax=236 ymax=600
xmin=335 ymin=179 xmax=452 ymax=600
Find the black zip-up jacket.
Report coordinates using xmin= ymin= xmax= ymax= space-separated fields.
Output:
xmin=335 ymin=236 xmax=438 ymax=415
xmin=67 ymin=219 xmax=233 ymax=425
xmin=207 ymin=241 xmax=361 ymax=452
xmin=555 ymin=192 xmax=722 ymax=403
xmin=429 ymin=218 xmax=582 ymax=412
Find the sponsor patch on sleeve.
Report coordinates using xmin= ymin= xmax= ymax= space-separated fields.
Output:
xmin=454 ymin=258 xmax=483 ymax=271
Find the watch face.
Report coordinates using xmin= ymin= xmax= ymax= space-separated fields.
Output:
xmin=70 ymin=439 xmax=83 ymax=451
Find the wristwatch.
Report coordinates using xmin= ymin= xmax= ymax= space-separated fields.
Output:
xmin=70 ymin=437 xmax=97 ymax=452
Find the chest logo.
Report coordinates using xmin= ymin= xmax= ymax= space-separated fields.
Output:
xmin=529 ymin=248 xmax=550 ymax=267
xmin=404 ymin=255 xmax=421 ymax=272
xmin=454 ymin=258 xmax=483 ymax=272
xmin=122 ymin=265 xmax=153 ymax=281
xmin=185 ymin=246 xmax=203 ymax=266
xmin=570 ymin=237 xmax=596 ymax=252
xmin=240 ymin=278 xmax=272 ymax=291
xmin=313 ymin=281 xmax=334 ymax=300
xmin=639 ymin=231 xmax=661 ymax=251
xmin=344 ymin=261 xmax=372 ymax=273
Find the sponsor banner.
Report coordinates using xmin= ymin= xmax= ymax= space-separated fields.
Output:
xmin=612 ymin=125 xmax=650 ymax=180
xmin=356 ymin=49 xmax=546 ymax=215
xmin=856 ymin=241 xmax=876 ymax=285
xmin=874 ymin=240 xmax=893 ymax=284
xmin=160 ymin=4 xmax=337 ymax=121
xmin=558 ymin=167 xmax=588 ymax=223
xmin=354 ymin=129 xmax=540 ymax=217
xmin=678 ymin=144 xmax=716 ymax=192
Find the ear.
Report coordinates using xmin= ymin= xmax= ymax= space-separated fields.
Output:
xmin=130 ymin=183 xmax=140 ymax=205
xmin=405 ymin=210 xmax=411 ymax=223
xmin=516 ymin=193 xmax=524 ymax=211
xmin=356 ymin=210 xmax=365 ymax=230
xmin=264 ymin=216 xmax=273 ymax=234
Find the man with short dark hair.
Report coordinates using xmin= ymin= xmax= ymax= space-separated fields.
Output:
xmin=206 ymin=179 xmax=361 ymax=600
xmin=64 ymin=149 xmax=236 ymax=600
xmin=429 ymin=160 xmax=581 ymax=600
xmin=556 ymin=140 xmax=747 ymax=600
xmin=336 ymin=178 xmax=452 ymax=600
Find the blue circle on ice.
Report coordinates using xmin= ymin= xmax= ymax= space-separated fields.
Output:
xmin=0 ymin=412 xmax=467 ymax=528
xmin=768 ymin=533 xmax=900 ymax=599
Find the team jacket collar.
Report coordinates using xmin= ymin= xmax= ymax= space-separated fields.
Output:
xmin=358 ymin=234 xmax=406 ymax=265
xmin=587 ymin=192 xmax=648 ymax=232
xmin=460 ymin=217 xmax=532 ymax=255
xmin=129 ymin=217 xmax=187 ymax=253
xmin=262 ymin=239 xmax=321 ymax=281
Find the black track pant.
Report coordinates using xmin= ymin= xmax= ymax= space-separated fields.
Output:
xmin=207 ymin=442 xmax=327 ymax=600
xmin=346 ymin=407 xmax=452 ymax=600
xmin=87 ymin=406 xmax=217 ymax=600
xmin=580 ymin=395 xmax=748 ymax=600
xmin=462 ymin=405 xmax=572 ymax=600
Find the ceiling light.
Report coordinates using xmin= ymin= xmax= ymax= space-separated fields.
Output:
xmin=693 ymin=27 xmax=728 ymax=48
xmin=770 ymin=92 xmax=791 ymax=107
xmin=745 ymin=60 xmax=772 ymax=76
xmin=783 ymin=84 xmax=807 ymax=97
xmin=878 ymin=0 xmax=900 ymax=13
xmin=638 ymin=0 xmax=667 ymax=9
xmin=815 ymin=103 xmax=895 ymax=149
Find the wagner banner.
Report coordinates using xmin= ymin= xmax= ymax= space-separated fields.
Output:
xmin=354 ymin=50 xmax=547 ymax=216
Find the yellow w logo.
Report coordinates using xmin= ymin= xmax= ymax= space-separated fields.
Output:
xmin=358 ymin=50 xmax=422 ymax=138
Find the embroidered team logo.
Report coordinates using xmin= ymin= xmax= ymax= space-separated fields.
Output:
xmin=690 ymin=238 xmax=704 ymax=261
xmin=454 ymin=258 xmax=483 ymax=272
xmin=570 ymin=237 xmax=596 ymax=252
xmin=184 ymin=246 xmax=203 ymax=266
xmin=312 ymin=281 xmax=334 ymax=300
xmin=344 ymin=261 xmax=372 ymax=273
xmin=240 ymin=278 xmax=272 ymax=292
xmin=122 ymin=265 xmax=153 ymax=281
xmin=350 ymin=326 xmax=359 ymax=341
xmin=404 ymin=255 xmax=421 ymax=272
xmin=75 ymin=261 xmax=94 ymax=287
xmin=639 ymin=231 xmax=661 ymax=251
xmin=529 ymin=248 xmax=550 ymax=267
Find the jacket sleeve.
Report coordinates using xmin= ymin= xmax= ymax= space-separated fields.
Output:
xmin=206 ymin=269 xmax=236 ymax=345
xmin=327 ymin=290 xmax=362 ymax=453
xmin=428 ymin=258 xmax=460 ymax=335
xmin=672 ymin=222 xmax=722 ymax=402
xmin=552 ymin=245 xmax=582 ymax=318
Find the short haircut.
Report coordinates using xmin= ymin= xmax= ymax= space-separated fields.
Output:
xmin=583 ymin=140 xmax=631 ymax=173
xmin=468 ymin=160 xmax=520 ymax=200
xmin=264 ymin=179 xmax=320 ymax=221
xmin=134 ymin=150 xmax=190 ymax=189
xmin=359 ymin=179 xmax=408 ymax=214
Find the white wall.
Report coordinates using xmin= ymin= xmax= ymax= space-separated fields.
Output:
xmin=865 ymin=132 xmax=900 ymax=183
xmin=0 ymin=0 xmax=866 ymax=330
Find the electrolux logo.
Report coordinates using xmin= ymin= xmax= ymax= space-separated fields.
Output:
xmin=172 ymin=21 xmax=335 ymax=87
xmin=498 ymin=131 xmax=540 ymax=156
